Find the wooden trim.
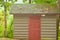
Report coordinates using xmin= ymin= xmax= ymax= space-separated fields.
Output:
xmin=56 ymin=14 xmax=59 ymax=40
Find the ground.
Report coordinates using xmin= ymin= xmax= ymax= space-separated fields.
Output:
xmin=0 ymin=38 xmax=19 ymax=40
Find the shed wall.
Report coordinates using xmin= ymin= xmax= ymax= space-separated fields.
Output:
xmin=41 ymin=15 xmax=57 ymax=40
xmin=14 ymin=14 xmax=29 ymax=40
xmin=14 ymin=14 xmax=57 ymax=40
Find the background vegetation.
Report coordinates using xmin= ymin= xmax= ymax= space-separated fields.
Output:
xmin=0 ymin=0 xmax=60 ymax=40
xmin=0 ymin=0 xmax=17 ymax=38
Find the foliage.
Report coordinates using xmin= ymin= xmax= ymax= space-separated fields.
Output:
xmin=23 ymin=0 xmax=29 ymax=4
xmin=58 ymin=23 xmax=60 ymax=40
xmin=7 ymin=14 xmax=13 ymax=38
xmin=0 ymin=0 xmax=17 ymax=38
xmin=32 ymin=0 xmax=57 ymax=4
xmin=0 ymin=9 xmax=4 ymax=37
xmin=23 ymin=0 xmax=58 ymax=6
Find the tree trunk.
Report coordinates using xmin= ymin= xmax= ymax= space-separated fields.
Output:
xmin=4 ymin=0 xmax=7 ymax=37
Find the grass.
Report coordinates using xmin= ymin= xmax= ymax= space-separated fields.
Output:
xmin=0 ymin=38 xmax=18 ymax=40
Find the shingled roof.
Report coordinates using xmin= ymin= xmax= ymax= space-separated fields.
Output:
xmin=10 ymin=4 xmax=59 ymax=14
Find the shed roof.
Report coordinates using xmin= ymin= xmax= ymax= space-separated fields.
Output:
xmin=10 ymin=4 xmax=59 ymax=14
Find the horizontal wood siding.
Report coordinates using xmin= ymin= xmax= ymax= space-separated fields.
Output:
xmin=14 ymin=14 xmax=57 ymax=40
xmin=14 ymin=14 xmax=29 ymax=40
xmin=41 ymin=15 xmax=57 ymax=40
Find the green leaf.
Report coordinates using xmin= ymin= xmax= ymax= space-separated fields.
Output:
xmin=32 ymin=0 xmax=57 ymax=6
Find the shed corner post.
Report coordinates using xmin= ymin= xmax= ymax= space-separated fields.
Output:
xmin=56 ymin=14 xmax=60 ymax=40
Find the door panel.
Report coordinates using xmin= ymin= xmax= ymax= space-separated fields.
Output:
xmin=29 ymin=15 xmax=41 ymax=40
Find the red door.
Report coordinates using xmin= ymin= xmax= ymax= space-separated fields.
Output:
xmin=29 ymin=15 xmax=41 ymax=40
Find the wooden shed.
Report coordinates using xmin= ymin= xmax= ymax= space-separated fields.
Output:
xmin=10 ymin=4 xmax=59 ymax=40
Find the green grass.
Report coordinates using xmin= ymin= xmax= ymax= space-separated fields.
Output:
xmin=0 ymin=38 xmax=18 ymax=40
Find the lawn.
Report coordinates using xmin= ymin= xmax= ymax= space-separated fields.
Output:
xmin=0 ymin=38 xmax=19 ymax=40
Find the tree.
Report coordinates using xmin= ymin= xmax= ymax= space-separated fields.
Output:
xmin=0 ymin=0 xmax=17 ymax=38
